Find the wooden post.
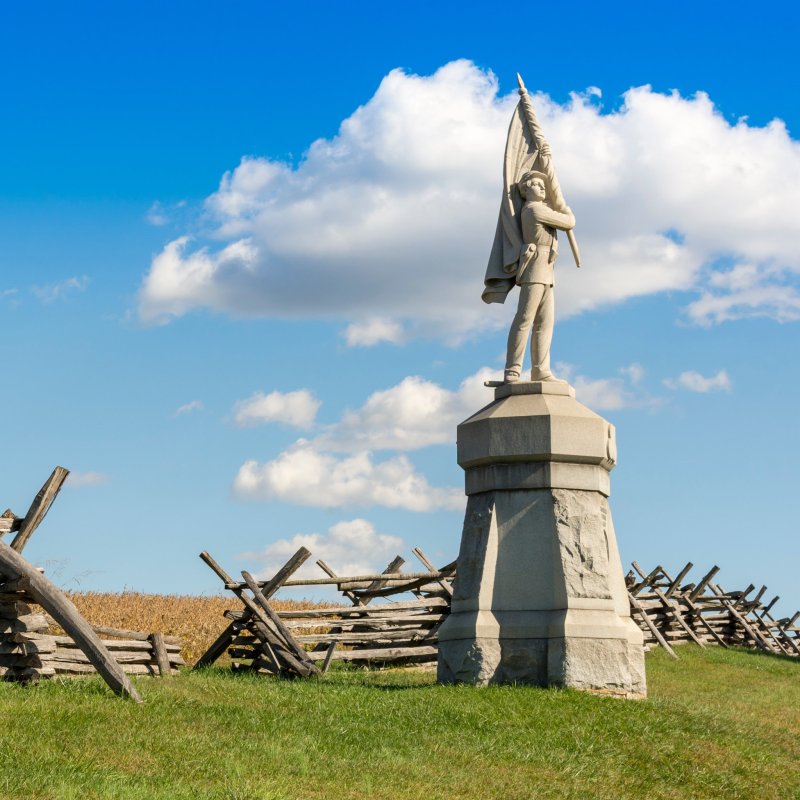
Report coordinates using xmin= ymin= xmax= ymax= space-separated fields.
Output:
xmin=628 ymin=591 xmax=678 ymax=659
xmin=413 ymin=548 xmax=453 ymax=597
xmin=149 ymin=632 xmax=172 ymax=677
xmin=0 ymin=541 xmax=141 ymax=701
xmin=10 ymin=467 xmax=70 ymax=553
xmin=241 ymin=570 xmax=319 ymax=674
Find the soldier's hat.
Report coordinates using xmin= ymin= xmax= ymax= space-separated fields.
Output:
xmin=518 ymin=169 xmax=548 ymax=187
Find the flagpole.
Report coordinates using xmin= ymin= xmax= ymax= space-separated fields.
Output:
xmin=516 ymin=73 xmax=582 ymax=268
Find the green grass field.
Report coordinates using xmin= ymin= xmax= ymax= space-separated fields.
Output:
xmin=0 ymin=647 xmax=798 ymax=800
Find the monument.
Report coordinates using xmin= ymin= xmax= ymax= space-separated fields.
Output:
xmin=437 ymin=75 xmax=646 ymax=698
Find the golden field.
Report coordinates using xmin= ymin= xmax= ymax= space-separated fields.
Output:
xmin=58 ymin=591 xmax=320 ymax=666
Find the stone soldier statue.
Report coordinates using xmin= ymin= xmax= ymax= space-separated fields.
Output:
xmin=483 ymin=76 xmax=581 ymax=383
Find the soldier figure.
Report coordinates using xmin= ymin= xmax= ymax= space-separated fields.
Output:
xmin=482 ymin=77 xmax=580 ymax=384
xmin=504 ymin=167 xmax=575 ymax=382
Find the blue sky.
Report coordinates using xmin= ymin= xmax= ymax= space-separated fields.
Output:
xmin=1 ymin=2 xmax=798 ymax=613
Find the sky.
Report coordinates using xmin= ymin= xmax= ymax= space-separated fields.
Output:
xmin=1 ymin=2 xmax=799 ymax=614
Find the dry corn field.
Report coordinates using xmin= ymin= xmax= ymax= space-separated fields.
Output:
xmin=51 ymin=592 xmax=322 ymax=666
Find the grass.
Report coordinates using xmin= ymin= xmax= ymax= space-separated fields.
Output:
xmin=0 ymin=646 xmax=798 ymax=799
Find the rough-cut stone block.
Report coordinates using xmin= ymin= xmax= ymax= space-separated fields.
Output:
xmin=438 ymin=382 xmax=646 ymax=698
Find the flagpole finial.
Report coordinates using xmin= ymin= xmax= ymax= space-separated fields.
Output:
xmin=516 ymin=73 xmax=526 ymax=93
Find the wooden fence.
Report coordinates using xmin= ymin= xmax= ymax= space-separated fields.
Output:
xmin=0 ymin=577 xmax=183 ymax=680
xmin=197 ymin=545 xmax=799 ymax=675
xmin=0 ymin=467 xmax=183 ymax=699
xmin=626 ymin=561 xmax=800 ymax=659
xmin=195 ymin=546 xmax=453 ymax=676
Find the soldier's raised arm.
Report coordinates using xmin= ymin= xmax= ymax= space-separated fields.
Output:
xmin=530 ymin=203 xmax=575 ymax=231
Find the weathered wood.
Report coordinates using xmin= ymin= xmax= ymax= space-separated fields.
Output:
xmin=730 ymin=584 xmax=755 ymax=610
xmin=680 ymin=598 xmax=729 ymax=649
xmin=294 ymin=628 xmax=438 ymax=644
xmin=193 ymin=621 xmax=239 ymax=670
xmin=307 ymin=644 xmax=438 ymax=662
xmin=413 ymin=547 xmax=454 ymax=597
xmin=357 ymin=556 xmax=406 ymax=606
xmin=0 ymin=510 xmax=22 ymax=536
xmin=0 ymin=602 xmax=34 ymax=618
xmin=247 ymin=618 xmax=315 ymax=677
xmin=281 ymin=613 xmax=443 ymax=630
xmin=349 ymin=573 xmax=455 ymax=600
xmin=664 ymin=562 xmax=693 ymax=599
xmin=0 ymin=638 xmax=56 ymax=655
xmin=0 ymin=613 xmax=49 ymax=633
xmin=242 ymin=570 xmax=446 ymax=589
xmin=241 ymin=570 xmax=319 ymax=674
xmin=46 ymin=649 xmax=182 ymax=665
xmin=632 ymin=563 xmax=706 ymax=649
xmin=10 ymin=467 xmax=70 ymax=553
xmin=321 ymin=641 xmax=337 ymax=673
xmin=43 ymin=634 xmax=179 ymax=652
xmin=688 ymin=564 xmax=719 ymax=602
xmin=629 ymin=562 xmax=665 ymax=596
xmin=199 ymin=551 xmax=315 ymax=677
xmin=259 ymin=547 xmax=313 ymax=598
xmin=89 ymin=625 xmax=181 ymax=645
xmin=710 ymin=584 xmax=774 ymax=653
xmin=628 ymin=591 xmax=678 ymax=659
xmin=0 ymin=541 xmax=141 ymax=701
xmin=316 ymin=559 xmax=360 ymax=605
xmin=276 ymin=598 xmax=447 ymax=619
xmin=150 ymin=632 xmax=172 ymax=677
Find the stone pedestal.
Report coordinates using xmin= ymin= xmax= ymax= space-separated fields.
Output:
xmin=437 ymin=381 xmax=646 ymax=698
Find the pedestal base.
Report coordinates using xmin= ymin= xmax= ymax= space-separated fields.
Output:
xmin=437 ymin=483 xmax=646 ymax=698
xmin=437 ymin=611 xmax=646 ymax=698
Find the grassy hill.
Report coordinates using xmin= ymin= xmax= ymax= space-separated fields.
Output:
xmin=0 ymin=647 xmax=797 ymax=800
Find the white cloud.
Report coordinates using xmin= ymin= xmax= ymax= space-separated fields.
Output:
xmin=664 ymin=369 xmax=732 ymax=393
xmin=238 ymin=518 xmax=406 ymax=580
xmin=146 ymin=201 xmax=169 ymax=226
xmin=233 ymin=442 xmax=463 ymax=512
xmin=316 ymin=367 xmax=499 ymax=452
xmin=65 ymin=471 xmax=109 ymax=488
xmin=0 ymin=288 xmax=18 ymax=299
xmin=619 ymin=363 xmax=645 ymax=385
xmin=33 ymin=276 xmax=89 ymax=304
xmin=558 ymin=362 xmax=656 ymax=410
xmin=174 ymin=399 xmax=204 ymax=416
xmin=687 ymin=263 xmax=800 ymax=325
xmin=137 ymin=61 xmax=800 ymax=337
xmin=233 ymin=389 xmax=320 ymax=429
xmin=343 ymin=317 xmax=405 ymax=347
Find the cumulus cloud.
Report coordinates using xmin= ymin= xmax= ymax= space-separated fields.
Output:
xmin=65 ymin=471 xmax=109 ymax=488
xmin=233 ymin=443 xmax=463 ymax=511
xmin=664 ymin=369 xmax=732 ymax=393
xmin=137 ymin=60 xmax=800 ymax=338
xmin=174 ymin=399 xmax=204 ymax=416
xmin=316 ymin=367 xmax=498 ymax=452
xmin=558 ymin=362 xmax=657 ymax=410
xmin=343 ymin=317 xmax=405 ymax=347
xmin=146 ymin=201 xmax=170 ymax=226
xmin=232 ymin=389 xmax=320 ymax=429
xmin=33 ymin=276 xmax=89 ymax=304
xmin=619 ymin=363 xmax=645 ymax=385
xmin=238 ymin=518 xmax=406 ymax=580
xmin=687 ymin=263 xmax=800 ymax=325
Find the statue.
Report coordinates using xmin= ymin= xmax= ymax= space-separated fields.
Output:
xmin=483 ymin=75 xmax=581 ymax=383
